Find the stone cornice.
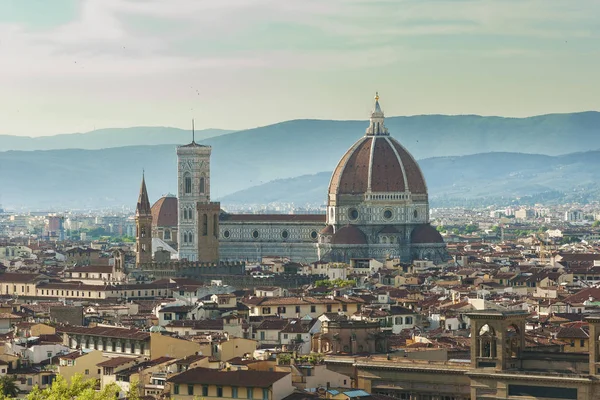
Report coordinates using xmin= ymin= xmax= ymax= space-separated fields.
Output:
xmin=466 ymin=370 xmax=596 ymax=383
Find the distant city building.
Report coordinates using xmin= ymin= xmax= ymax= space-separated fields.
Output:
xmin=565 ymin=209 xmax=584 ymax=222
xmin=514 ymin=209 xmax=535 ymax=220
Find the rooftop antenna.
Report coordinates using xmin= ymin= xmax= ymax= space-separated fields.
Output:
xmin=192 ymin=119 xmax=195 ymax=143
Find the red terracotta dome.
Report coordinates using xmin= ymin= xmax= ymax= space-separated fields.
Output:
xmin=331 ymin=225 xmax=368 ymax=245
xmin=411 ymin=224 xmax=444 ymax=244
xmin=151 ymin=196 xmax=178 ymax=227
xmin=320 ymin=225 xmax=334 ymax=235
xmin=328 ymin=95 xmax=427 ymax=200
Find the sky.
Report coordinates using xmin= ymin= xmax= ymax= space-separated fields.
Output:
xmin=1 ymin=0 xmax=599 ymax=136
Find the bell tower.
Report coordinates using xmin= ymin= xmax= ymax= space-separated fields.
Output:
xmin=135 ymin=173 xmax=153 ymax=266
xmin=177 ymin=121 xmax=217 ymax=262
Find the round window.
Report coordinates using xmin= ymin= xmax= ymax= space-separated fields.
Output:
xmin=252 ymin=230 xmax=259 ymax=239
xmin=223 ymin=230 xmax=230 ymax=238
xmin=310 ymin=231 xmax=318 ymax=240
xmin=349 ymin=208 xmax=359 ymax=220
xmin=414 ymin=209 xmax=418 ymax=219
xmin=281 ymin=230 xmax=289 ymax=239
xmin=383 ymin=209 xmax=393 ymax=219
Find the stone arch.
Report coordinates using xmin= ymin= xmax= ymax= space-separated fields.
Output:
xmin=478 ymin=324 xmax=497 ymax=358
xmin=506 ymin=324 xmax=521 ymax=359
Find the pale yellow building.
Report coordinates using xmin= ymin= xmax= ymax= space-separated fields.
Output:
xmin=167 ymin=368 xmax=294 ymax=400
xmin=58 ymin=350 xmax=105 ymax=383
xmin=150 ymin=332 xmax=211 ymax=360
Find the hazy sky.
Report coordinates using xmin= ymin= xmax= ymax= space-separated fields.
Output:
xmin=1 ymin=0 xmax=599 ymax=136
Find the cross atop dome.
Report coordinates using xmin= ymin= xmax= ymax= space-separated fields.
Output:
xmin=366 ymin=92 xmax=389 ymax=136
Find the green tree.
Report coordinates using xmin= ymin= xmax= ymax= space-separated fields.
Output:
xmin=26 ymin=374 xmax=119 ymax=400
xmin=593 ymin=220 xmax=600 ymax=228
xmin=0 ymin=375 xmax=18 ymax=398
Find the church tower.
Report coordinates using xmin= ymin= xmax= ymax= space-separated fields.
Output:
xmin=177 ymin=127 xmax=220 ymax=262
xmin=135 ymin=173 xmax=153 ymax=266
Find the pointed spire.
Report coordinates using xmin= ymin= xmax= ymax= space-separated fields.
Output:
xmin=136 ymin=173 xmax=152 ymax=216
xmin=365 ymin=92 xmax=389 ymax=136
xmin=374 ymin=92 xmax=383 ymax=114
xmin=192 ymin=119 xmax=195 ymax=144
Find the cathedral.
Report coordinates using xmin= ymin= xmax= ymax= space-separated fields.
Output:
xmin=137 ymin=94 xmax=447 ymax=265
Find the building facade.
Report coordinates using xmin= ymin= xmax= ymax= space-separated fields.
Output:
xmin=145 ymin=94 xmax=447 ymax=264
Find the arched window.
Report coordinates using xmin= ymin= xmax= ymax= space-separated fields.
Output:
xmin=184 ymin=173 xmax=192 ymax=194
xmin=202 ymin=214 xmax=208 ymax=236
xmin=189 ymin=232 xmax=193 ymax=243
xmin=200 ymin=177 xmax=205 ymax=194
xmin=188 ymin=207 xmax=193 ymax=220
xmin=183 ymin=233 xmax=188 ymax=243
xmin=183 ymin=209 xmax=188 ymax=220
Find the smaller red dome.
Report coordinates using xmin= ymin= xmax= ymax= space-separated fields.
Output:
xmin=151 ymin=196 xmax=178 ymax=227
xmin=411 ymin=224 xmax=444 ymax=244
xmin=332 ymin=225 xmax=367 ymax=245
xmin=320 ymin=225 xmax=334 ymax=235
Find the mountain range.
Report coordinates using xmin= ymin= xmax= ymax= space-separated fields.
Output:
xmin=1 ymin=111 xmax=599 ymax=209
xmin=0 ymin=127 xmax=233 ymax=151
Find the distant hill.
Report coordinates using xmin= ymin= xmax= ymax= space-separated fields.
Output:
xmin=220 ymin=151 xmax=600 ymax=208
xmin=1 ymin=146 xmax=599 ymax=209
xmin=1 ymin=112 xmax=600 ymax=156
xmin=0 ymin=127 xmax=233 ymax=151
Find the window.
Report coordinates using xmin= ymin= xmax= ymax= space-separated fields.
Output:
xmin=232 ymin=387 xmax=238 ymax=398
xmin=47 ymin=351 xmax=52 ymax=358
xmin=262 ymin=388 xmax=269 ymax=400
xmin=164 ymin=313 xmax=172 ymax=321
xmin=311 ymin=306 xmax=316 ymax=313
xmin=203 ymin=214 xmax=208 ymax=236
xmin=581 ymin=340 xmax=585 ymax=347
xmin=185 ymin=176 xmax=192 ymax=194
xmin=200 ymin=177 xmax=205 ymax=193
xmin=247 ymin=388 xmax=254 ymax=399
xmin=188 ymin=385 xmax=195 ymax=395
xmin=202 ymin=385 xmax=208 ymax=396
xmin=295 ymin=306 xmax=300 ymax=313
xmin=326 ymin=304 xmax=332 ymax=312
xmin=342 ymin=304 xmax=348 ymax=312
xmin=260 ymin=331 xmax=265 ymax=340
xmin=570 ymin=341 xmax=575 ymax=347
xmin=283 ymin=334 xmax=288 ymax=339
xmin=174 ymin=384 xmax=180 ymax=395
xmin=217 ymin=386 xmax=223 ymax=397
xmin=85 ymin=369 xmax=89 ymax=375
